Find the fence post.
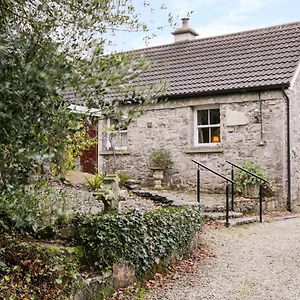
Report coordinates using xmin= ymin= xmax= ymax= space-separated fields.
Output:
xmin=231 ymin=166 xmax=234 ymax=211
xmin=259 ymin=184 xmax=263 ymax=223
xmin=197 ymin=168 xmax=200 ymax=203
xmin=225 ymin=183 xmax=230 ymax=227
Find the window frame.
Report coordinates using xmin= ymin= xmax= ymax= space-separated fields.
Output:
xmin=105 ymin=118 xmax=128 ymax=151
xmin=194 ymin=106 xmax=221 ymax=147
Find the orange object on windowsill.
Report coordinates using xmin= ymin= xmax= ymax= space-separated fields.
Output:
xmin=212 ymin=136 xmax=220 ymax=143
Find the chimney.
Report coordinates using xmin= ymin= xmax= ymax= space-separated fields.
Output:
xmin=172 ymin=18 xmax=199 ymax=43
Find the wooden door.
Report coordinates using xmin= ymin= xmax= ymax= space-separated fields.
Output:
xmin=80 ymin=124 xmax=98 ymax=174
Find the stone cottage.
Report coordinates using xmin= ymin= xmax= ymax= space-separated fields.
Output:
xmin=69 ymin=19 xmax=300 ymax=211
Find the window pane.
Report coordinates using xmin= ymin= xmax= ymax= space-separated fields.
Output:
xmin=120 ymin=132 xmax=128 ymax=147
xmin=111 ymin=132 xmax=128 ymax=148
xmin=110 ymin=118 xmax=127 ymax=131
xmin=198 ymin=128 xmax=209 ymax=143
xmin=211 ymin=127 xmax=221 ymax=143
xmin=197 ymin=110 xmax=208 ymax=125
xmin=210 ymin=109 xmax=220 ymax=124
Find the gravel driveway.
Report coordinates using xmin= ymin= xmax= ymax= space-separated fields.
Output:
xmin=145 ymin=218 xmax=300 ymax=300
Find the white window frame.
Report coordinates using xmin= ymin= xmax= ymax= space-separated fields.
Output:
xmin=194 ymin=106 xmax=221 ymax=147
xmin=105 ymin=118 xmax=128 ymax=151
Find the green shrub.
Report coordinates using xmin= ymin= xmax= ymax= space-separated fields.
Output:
xmin=148 ymin=148 xmax=173 ymax=170
xmin=85 ymin=173 xmax=105 ymax=191
xmin=0 ymin=240 xmax=82 ymax=299
xmin=117 ymin=171 xmax=130 ymax=187
xmin=235 ymin=161 xmax=276 ymax=194
xmin=75 ymin=206 xmax=204 ymax=277
xmin=0 ymin=180 xmax=67 ymax=235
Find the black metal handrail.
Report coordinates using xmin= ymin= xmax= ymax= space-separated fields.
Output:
xmin=226 ymin=161 xmax=269 ymax=183
xmin=192 ymin=160 xmax=235 ymax=184
xmin=192 ymin=160 xmax=235 ymax=227
xmin=226 ymin=160 xmax=268 ymax=223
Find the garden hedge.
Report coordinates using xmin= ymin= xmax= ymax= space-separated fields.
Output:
xmin=75 ymin=206 xmax=204 ymax=277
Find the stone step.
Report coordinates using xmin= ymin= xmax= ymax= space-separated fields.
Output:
xmin=221 ymin=216 xmax=258 ymax=226
xmin=172 ymin=201 xmax=200 ymax=207
xmin=205 ymin=211 xmax=243 ymax=221
xmin=203 ymin=205 xmax=227 ymax=213
xmin=132 ymin=189 xmax=279 ymax=215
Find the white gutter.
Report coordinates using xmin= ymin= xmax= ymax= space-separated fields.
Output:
xmin=68 ymin=104 xmax=103 ymax=117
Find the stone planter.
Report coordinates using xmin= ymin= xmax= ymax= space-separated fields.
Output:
xmin=151 ymin=167 xmax=165 ymax=189
xmin=243 ymin=184 xmax=260 ymax=198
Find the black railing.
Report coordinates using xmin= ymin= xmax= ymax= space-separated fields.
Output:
xmin=226 ymin=161 xmax=268 ymax=223
xmin=192 ymin=160 xmax=235 ymax=227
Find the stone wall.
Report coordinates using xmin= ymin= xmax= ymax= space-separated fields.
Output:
xmin=289 ymin=66 xmax=300 ymax=211
xmin=98 ymin=90 xmax=287 ymax=203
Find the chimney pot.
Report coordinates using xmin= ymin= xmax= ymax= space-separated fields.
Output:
xmin=171 ymin=17 xmax=199 ymax=43
xmin=182 ymin=17 xmax=189 ymax=29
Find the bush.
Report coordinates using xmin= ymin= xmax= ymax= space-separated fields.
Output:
xmin=75 ymin=206 xmax=204 ymax=277
xmin=85 ymin=173 xmax=105 ymax=191
xmin=235 ymin=161 xmax=276 ymax=194
xmin=0 ymin=240 xmax=82 ymax=299
xmin=0 ymin=181 xmax=67 ymax=235
xmin=117 ymin=171 xmax=130 ymax=187
xmin=148 ymin=148 xmax=173 ymax=170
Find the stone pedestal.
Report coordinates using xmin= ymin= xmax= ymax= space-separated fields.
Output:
xmin=152 ymin=168 xmax=164 ymax=189
xmin=93 ymin=174 xmax=127 ymax=213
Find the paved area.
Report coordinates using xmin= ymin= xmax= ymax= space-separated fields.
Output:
xmin=145 ymin=218 xmax=300 ymax=300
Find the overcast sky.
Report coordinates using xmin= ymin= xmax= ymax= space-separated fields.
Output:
xmin=108 ymin=0 xmax=300 ymax=52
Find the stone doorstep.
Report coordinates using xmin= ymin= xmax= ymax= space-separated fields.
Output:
xmin=221 ymin=216 xmax=258 ymax=226
xmin=205 ymin=211 xmax=243 ymax=221
xmin=220 ymin=212 xmax=300 ymax=227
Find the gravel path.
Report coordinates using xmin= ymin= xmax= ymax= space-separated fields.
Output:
xmin=146 ymin=218 xmax=300 ymax=300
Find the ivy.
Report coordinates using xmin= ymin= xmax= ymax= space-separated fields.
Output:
xmin=75 ymin=207 xmax=204 ymax=277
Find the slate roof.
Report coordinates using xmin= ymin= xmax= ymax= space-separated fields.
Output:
xmin=131 ymin=21 xmax=300 ymax=97
xmin=66 ymin=22 xmax=300 ymax=104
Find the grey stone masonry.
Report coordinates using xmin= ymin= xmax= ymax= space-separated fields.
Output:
xmin=99 ymin=90 xmax=288 ymax=206
xmin=289 ymin=64 xmax=300 ymax=211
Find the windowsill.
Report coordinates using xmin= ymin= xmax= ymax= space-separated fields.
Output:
xmin=99 ymin=150 xmax=130 ymax=155
xmin=184 ymin=147 xmax=224 ymax=154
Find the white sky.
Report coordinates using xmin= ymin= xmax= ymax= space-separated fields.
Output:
xmin=107 ymin=0 xmax=300 ymax=52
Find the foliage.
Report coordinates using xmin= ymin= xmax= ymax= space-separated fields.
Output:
xmin=53 ymin=119 xmax=97 ymax=176
xmin=0 ymin=240 xmax=82 ymax=299
xmin=75 ymin=206 xmax=204 ymax=277
xmin=235 ymin=161 xmax=276 ymax=194
xmin=117 ymin=171 xmax=131 ymax=187
xmin=0 ymin=1 xmax=170 ymax=192
xmin=148 ymin=148 xmax=174 ymax=170
xmin=0 ymin=181 xmax=67 ymax=235
xmin=0 ymin=30 xmax=72 ymax=188
xmin=85 ymin=173 xmax=105 ymax=191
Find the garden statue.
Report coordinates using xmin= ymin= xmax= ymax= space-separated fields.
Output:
xmin=93 ymin=174 xmax=127 ymax=213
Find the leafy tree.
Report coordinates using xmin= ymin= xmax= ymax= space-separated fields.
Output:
xmin=0 ymin=0 xmax=170 ymax=190
xmin=0 ymin=1 xmax=174 ymax=232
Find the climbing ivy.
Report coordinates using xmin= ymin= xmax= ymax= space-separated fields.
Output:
xmin=75 ymin=206 xmax=204 ymax=277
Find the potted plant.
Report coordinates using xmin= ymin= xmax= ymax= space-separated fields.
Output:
xmin=148 ymin=148 xmax=173 ymax=189
xmin=235 ymin=161 xmax=276 ymax=198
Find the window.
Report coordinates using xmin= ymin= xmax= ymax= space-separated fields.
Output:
xmin=194 ymin=108 xmax=220 ymax=146
xmin=104 ymin=118 xmax=128 ymax=151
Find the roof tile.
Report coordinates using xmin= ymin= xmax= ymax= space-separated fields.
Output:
xmin=131 ymin=22 xmax=300 ymax=96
